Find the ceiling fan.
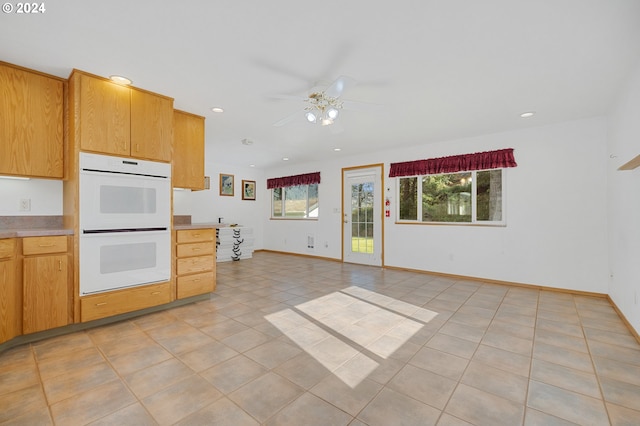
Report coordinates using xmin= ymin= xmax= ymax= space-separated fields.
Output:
xmin=272 ymin=75 xmax=379 ymax=127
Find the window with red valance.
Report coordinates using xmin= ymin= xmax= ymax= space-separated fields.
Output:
xmin=389 ymin=148 xmax=517 ymax=177
xmin=267 ymin=172 xmax=321 ymax=189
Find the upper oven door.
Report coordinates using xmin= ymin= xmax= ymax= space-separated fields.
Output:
xmin=80 ymin=167 xmax=171 ymax=232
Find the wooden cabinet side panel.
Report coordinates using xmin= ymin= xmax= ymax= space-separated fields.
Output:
xmin=173 ymin=111 xmax=205 ymax=189
xmin=0 ymin=64 xmax=64 ymax=178
xmin=79 ymin=74 xmax=131 ymax=156
xmin=0 ymin=255 xmax=20 ymax=344
xmin=23 ymin=255 xmax=69 ymax=334
xmin=131 ymin=90 xmax=173 ymax=162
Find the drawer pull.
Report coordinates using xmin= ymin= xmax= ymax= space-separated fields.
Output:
xmin=192 ymin=233 xmax=201 ymax=237
xmin=59 ymin=260 xmax=62 ymax=271
xmin=192 ymin=247 xmax=201 ymax=251
xmin=95 ymin=302 xmax=107 ymax=307
xmin=151 ymin=291 xmax=161 ymax=295
xmin=39 ymin=244 xmax=55 ymax=247
xmin=193 ymin=279 xmax=201 ymax=282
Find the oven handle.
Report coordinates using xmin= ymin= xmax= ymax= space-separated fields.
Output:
xmin=80 ymin=168 xmax=169 ymax=180
xmin=83 ymin=227 xmax=168 ymax=234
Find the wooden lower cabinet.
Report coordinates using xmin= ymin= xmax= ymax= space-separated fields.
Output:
xmin=0 ymin=239 xmax=20 ymax=344
xmin=22 ymin=236 xmax=72 ymax=334
xmin=80 ymin=282 xmax=172 ymax=322
xmin=175 ymin=229 xmax=216 ymax=299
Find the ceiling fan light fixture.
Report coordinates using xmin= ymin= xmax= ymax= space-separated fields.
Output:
xmin=321 ymin=117 xmax=334 ymax=126
xmin=305 ymin=111 xmax=317 ymax=123
xmin=326 ymin=107 xmax=339 ymax=120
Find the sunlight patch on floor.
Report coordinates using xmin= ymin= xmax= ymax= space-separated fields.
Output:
xmin=265 ymin=286 xmax=438 ymax=388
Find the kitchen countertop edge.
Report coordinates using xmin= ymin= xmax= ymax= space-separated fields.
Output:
xmin=0 ymin=229 xmax=74 ymax=239
xmin=173 ymin=223 xmax=234 ymax=231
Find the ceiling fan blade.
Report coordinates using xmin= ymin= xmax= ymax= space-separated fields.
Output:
xmin=268 ymin=94 xmax=308 ymax=102
xmin=273 ymin=110 xmax=305 ymax=127
xmin=341 ymin=99 xmax=383 ymax=112
xmin=325 ymin=75 xmax=358 ymax=98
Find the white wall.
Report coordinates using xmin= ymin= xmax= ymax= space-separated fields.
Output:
xmin=263 ymin=117 xmax=610 ymax=294
xmin=0 ymin=178 xmax=63 ymax=215
xmin=607 ymin=59 xmax=640 ymax=335
xmin=174 ymin=161 xmax=265 ymax=249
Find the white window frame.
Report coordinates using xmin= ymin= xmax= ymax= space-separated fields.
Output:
xmin=396 ymin=169 xmax=506 ymax=226
xmin=271 ymin=183 xmax=319 ymax=220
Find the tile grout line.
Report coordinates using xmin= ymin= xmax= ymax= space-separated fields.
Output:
xmin=575 ymin=295 xmax=613 ymax=426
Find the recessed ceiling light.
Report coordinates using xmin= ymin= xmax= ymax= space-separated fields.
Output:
xmin=333 ymin=148 xmax=341 ymax=152
xmin=109 ymin=75 xmax=132 ymax=85
xmin=211 ymin=107 xmax=224 ymax=113
xmin=520 ymin=111 xmax=535 ymax=118
xmin=249 ymin=164 xmax=256 ymax=168
xmin=282 ymin=157 xmax=289 ymax=161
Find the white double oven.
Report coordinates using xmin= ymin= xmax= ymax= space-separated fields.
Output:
xmin=79 ymin=152 xmax=171 ymax=296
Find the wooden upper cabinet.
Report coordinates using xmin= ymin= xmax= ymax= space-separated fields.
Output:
xmin=0 ymin=62 xmax=64 ymax=178
xmin=131 ymin=89 xmax=173 ymax=162
xmin=78 ymin=73 xmax=131 ymax=157
xmin=173 ymin=110 xmax=205 ymax=189
xmin=74 ymin=70 xmax=173 ymax=162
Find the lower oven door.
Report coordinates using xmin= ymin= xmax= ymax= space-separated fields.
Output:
xmin=79 ymin=230 xmax=171 ymax=295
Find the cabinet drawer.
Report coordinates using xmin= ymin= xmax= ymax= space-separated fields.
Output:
xmin=0 ymin=238 xmax=15 ymax=259
xmin=177 ymin=271 xmax=215 ymax=299
xmin=23 ymin=236 xmax=67 ymax=255
xmin=176 ymin=254 xmax=214 ymax=275
xmin=80 ymin=282 xmax=172 ymax=322
xmin=177 ymin=241 xmax=214 ymax=258
xmin=176 ymin=229 xmax=214 ymax=244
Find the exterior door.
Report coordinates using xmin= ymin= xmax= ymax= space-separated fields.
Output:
xmin=343 ymin=166 xmax=383 ymax=266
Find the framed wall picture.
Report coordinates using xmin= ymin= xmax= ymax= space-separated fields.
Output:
xmin=242 ymin=180 xmax=256 ymax=200
xmin=219 ymin=173 xmax=234 ymax=196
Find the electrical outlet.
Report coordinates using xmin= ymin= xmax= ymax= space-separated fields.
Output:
xmin=19 ymin=198 xmax=31 ymax=212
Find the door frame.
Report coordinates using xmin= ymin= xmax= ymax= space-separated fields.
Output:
xmin=341 ymin=163 xmax=385 ymax=266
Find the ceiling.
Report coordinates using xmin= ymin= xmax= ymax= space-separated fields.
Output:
xmin=2 ymin=0 xmax=640 ymax=169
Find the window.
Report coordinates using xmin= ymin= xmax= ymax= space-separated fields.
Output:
xmin=272 ymin=184 xmax=319 ymax=219
xmin=398 ymin=169 xmax=505 ymax=224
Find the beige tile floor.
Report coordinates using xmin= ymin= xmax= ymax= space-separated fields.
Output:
xmin=2 ymin=251 xmax=640 ymax=425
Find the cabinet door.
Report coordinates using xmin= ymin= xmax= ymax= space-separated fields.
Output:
xmin=79 ymin=73 xmax=131 ymax=156
xmin=0 ymin=258 xmax=20 ymax=344
xmin=23 ymin=255 xmax=69 ymax=334
xmin=173 ymin=110 xmax=205 ymax=189
xmin=0 ymin=63 xmax=64 ymax=178
xmin=131 ymin=89 xmax=173 ymax=162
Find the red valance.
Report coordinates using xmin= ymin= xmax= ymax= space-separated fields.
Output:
xmin=389 ymin=148 xmax=517 ymax=178
xmin=267 ymin=172 xmax=321 ymax=189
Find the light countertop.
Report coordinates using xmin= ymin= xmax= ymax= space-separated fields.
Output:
xmin=0 ymin=228 xmax=74 ymax=239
